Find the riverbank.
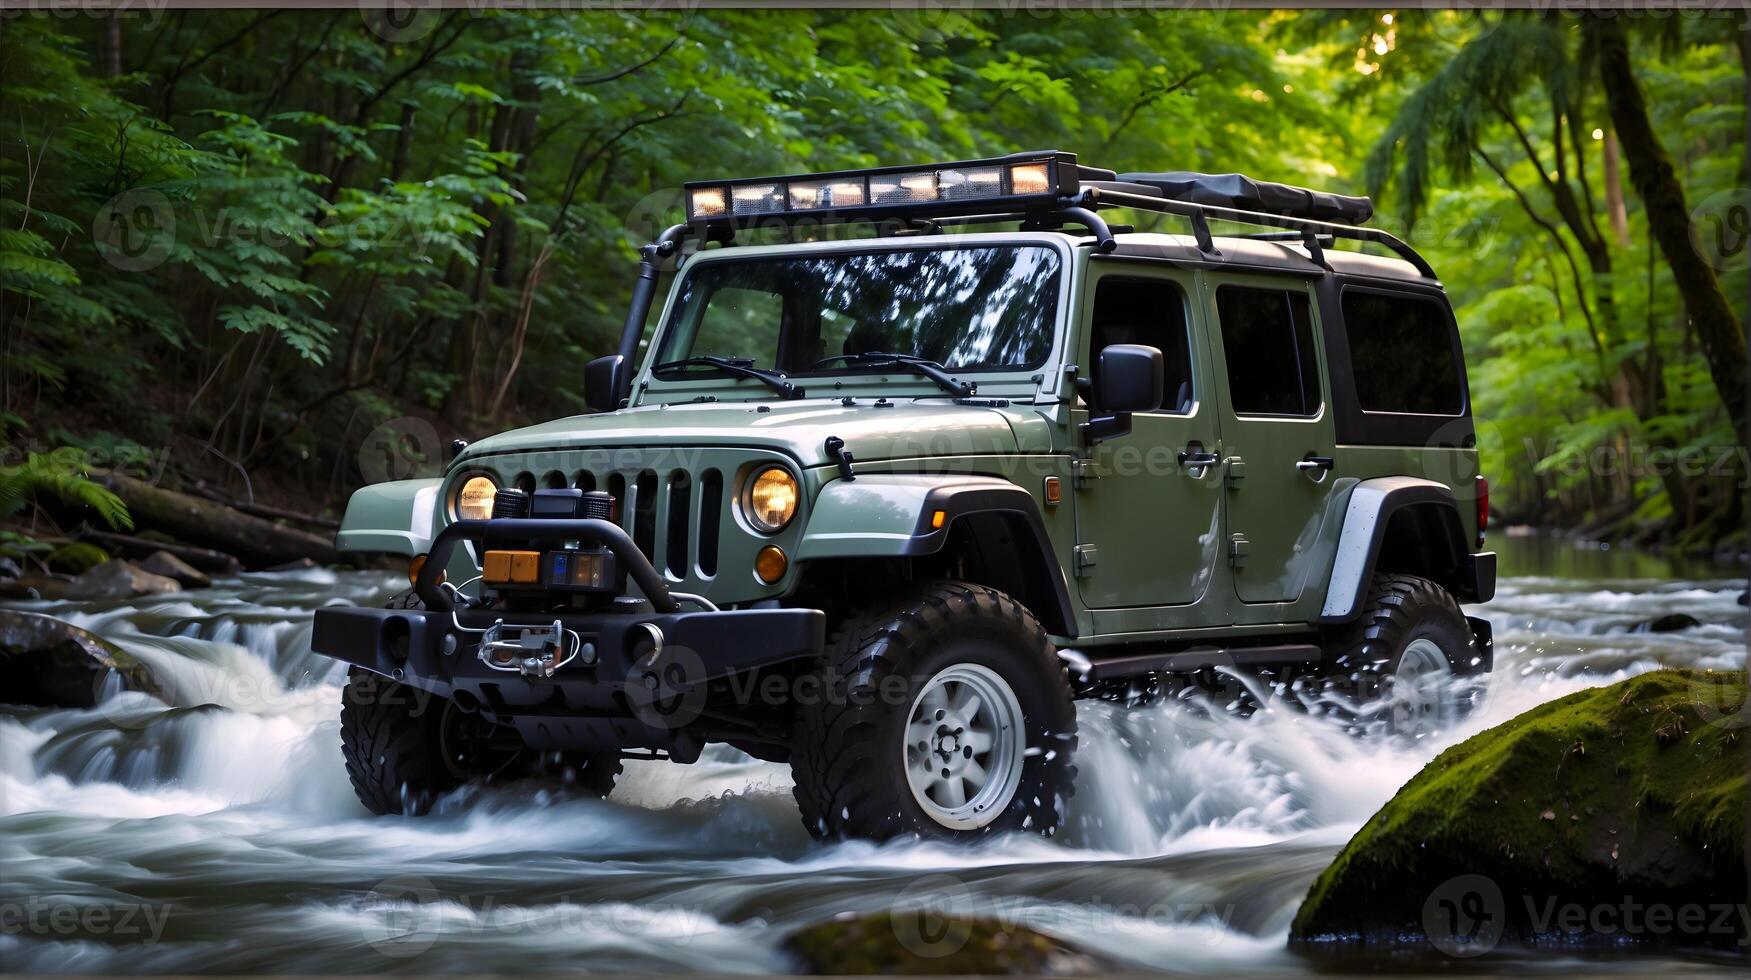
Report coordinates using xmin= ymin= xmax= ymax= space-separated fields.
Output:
xmin=1496 ymin=525 xmax=1749 ymax=581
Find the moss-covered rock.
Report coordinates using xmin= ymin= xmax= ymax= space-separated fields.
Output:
xmin=785 ymin=911 xmax=1101 ymax=975
xmin=0 ymin=609 xmax=162 ymax=707
xmin=1290 ymin=669 xmax=1747 ymax=953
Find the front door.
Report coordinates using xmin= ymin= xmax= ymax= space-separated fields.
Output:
xmin=1203 ymin=276 xmax=1338 ymax=604
xmin=1073 ymin=266 xmax=1223 ymax=609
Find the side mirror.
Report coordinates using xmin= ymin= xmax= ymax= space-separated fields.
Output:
xmin=1084 ymin=343 xmax=1163 ymax=444
xmin=584 ymin=354 xmax=629 ymax=413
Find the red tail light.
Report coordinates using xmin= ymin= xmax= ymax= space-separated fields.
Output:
xmin=1475 ymin=476 xmax=1489 ymax=549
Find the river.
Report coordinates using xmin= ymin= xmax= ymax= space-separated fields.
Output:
xmin=2 ymin=537 xmax=1745 ymax=973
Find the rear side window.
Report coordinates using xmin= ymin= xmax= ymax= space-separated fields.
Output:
xmin=1341 ymin=290 xmax=1464 ymax=415
xmin=1214 ymin=286 xmax=1321 ymax=416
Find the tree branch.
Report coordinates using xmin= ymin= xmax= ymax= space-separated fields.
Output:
xmin=1475 ymin=143 xmax=1606 ymax=360
xmin=572 ymin=34 xmax=682 ymax=87
xmin=158 ymin=10 xmax=285 ymax=117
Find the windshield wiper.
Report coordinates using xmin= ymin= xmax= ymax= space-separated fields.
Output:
xmin=811 ymin=352 xmax=977 ymax=398
xmin=651 ymin=355 xmax=805 ymax=400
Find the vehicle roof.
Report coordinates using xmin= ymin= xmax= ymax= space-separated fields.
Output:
xmin=1107 ymin=232 xmax=1435 ymax=285
xmin=681 ymin=229 xmax=1437 ymax=287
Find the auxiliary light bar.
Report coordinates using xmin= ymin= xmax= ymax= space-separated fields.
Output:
xmin=683 ymin=151 xmax=1103 ymax=225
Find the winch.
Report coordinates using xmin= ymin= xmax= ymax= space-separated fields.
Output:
xmin=474 ymin=618 xmax=595 ymax=679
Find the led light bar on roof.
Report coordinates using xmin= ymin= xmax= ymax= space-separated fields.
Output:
xmin=683 ymin=151 xmax=1089 ymax=225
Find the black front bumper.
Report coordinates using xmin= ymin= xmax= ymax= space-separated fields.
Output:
xmin=312 ymin=604 xmax=824 ymax=753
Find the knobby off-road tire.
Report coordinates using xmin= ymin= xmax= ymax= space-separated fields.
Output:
xmin=1321 ymin=572 xmax=1479 ymax=737
xmin=791 ymin=582 xmax=1077 ymax=841
xmin=340 ymin=666 xmax=457 ymax=815
xmin=339 ymin=590 xmax=622 ymax=815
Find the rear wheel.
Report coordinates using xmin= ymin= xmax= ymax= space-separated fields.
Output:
xmin=790 ymin=582 xmax=1077 ymax=841
xmin=1320 ymin=573 xmax=1478 ymax=738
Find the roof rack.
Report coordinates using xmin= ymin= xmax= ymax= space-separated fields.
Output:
xmin=669 ymin=150 xmax=1435 ymax=280
xmin=599 ymin=152 xmax=1436 ymax=404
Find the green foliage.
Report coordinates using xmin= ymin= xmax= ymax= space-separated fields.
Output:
xmin=0 ymin=449 xmax=133 ymax=531
xmin=45 ymin=540 xmax=111 ymax=574
xmin=0 ymin=8 xmax=1742 ymax=539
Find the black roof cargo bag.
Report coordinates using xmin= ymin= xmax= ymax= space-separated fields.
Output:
xmin=1117 ymin=171 xmax=1374 ymax=225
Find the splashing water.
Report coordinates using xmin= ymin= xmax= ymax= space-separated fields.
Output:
xmin=1 ymin=545 xmax=1743 ymax=973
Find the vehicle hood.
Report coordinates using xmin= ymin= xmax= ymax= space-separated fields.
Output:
xmin=455 ymin=400 xmax=1044 ymax=468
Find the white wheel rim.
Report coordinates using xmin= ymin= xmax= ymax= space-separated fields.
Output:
xmin=903 ymin=663 xmax=1026 ymax=830
xmin=1392 ymin=638 xmax=1456 ymax=736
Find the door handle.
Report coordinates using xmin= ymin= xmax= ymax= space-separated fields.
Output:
xmin=1296 ymin=455 xmax=1335 ymax=472
xmin=1177 ymin=450 xmax=1220 ymax=468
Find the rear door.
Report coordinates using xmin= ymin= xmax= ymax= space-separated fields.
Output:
xmin=1203 ymin=276 xmax=1339 ymax=604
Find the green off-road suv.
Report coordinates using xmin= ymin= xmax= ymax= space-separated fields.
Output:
xmin=313 ymin=151 xmax=1495 ymax=840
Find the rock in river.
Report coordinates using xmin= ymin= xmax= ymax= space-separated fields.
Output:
xmin=785 ymin=911 xmax=1103 ymax=975
xmin=1290 ymin=669 xmax=1747 ymax=954
xmin=1631 ymin=612 xmax=1701 ymax=633
xmin=138 ymin=550 xmax=212 ymax=589
xmin=0 ymin=610 xmax=161 ymax=708
xmin=63 ymin=559 xmax=181 ymax=600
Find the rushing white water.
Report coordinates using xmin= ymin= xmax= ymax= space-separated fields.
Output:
xmin=1 ymin=544 xmax=1744 ymax=973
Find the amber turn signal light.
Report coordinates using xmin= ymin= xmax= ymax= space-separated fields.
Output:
xmin=754 ymin=545 xmax=788 ymax=584
xmin=483 ymin=549 xmax=541 ymax=584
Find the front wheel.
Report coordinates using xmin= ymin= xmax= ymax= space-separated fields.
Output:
xmin=340 ymin=668 xmax=620 ymax=815
xmin=790 ymin=582 xmax=1077 ymax=841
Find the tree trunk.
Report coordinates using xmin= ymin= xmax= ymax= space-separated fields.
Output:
xmin=1591 ymin=14 xmax=1748 ymax=450
xmin=390 ymin=102 xmax=416 ymax=182
xmin=90 ymin=472 xmax=340 ymax=568
xmin=1602 ymin=129 xmax=1631 ymax=248
xmin=103 ymin=16 xmax=122 ymax=77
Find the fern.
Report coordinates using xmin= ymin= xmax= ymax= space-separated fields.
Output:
xmin=0 ymin=451 xmax=134 ymax=531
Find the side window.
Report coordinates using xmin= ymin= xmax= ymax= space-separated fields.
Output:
xmin=1341 ymin=290 xmax=1464 ymax=415
xmin=689 ymin=286 xmax=783 ymax=360
xmin=1089 ymin=277 xmax=1195 ymax=413
xmin=1214 ymin=285 xmax=1320 ymax=417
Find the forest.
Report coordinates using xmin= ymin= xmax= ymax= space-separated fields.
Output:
xmin=2 ymin=6 xmax=1747 ymax=567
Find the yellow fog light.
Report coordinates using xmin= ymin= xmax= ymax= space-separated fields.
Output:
xmin=754 ymin=545 xmax=788 ymax=584
xmin=456 ymin=475 xmax=497 ymax=521
xmin=744 ymin=465 xmax=798 ymax=533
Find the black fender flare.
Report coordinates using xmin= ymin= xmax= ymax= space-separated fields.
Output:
xmin=1317 ymin=476 xmax=1495 ymax=624
xmin=900 ymin=480 xmax=1078 ymax=638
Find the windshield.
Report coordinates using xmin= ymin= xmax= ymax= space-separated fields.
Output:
xmin=652 ymin=245 xmax=1062 ymax=382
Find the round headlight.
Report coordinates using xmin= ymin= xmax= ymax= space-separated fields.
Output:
xmin=744 ymin=466 xmax=798 ymax=533
xmin=456 ymin=475 xmax=497 ymax=521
